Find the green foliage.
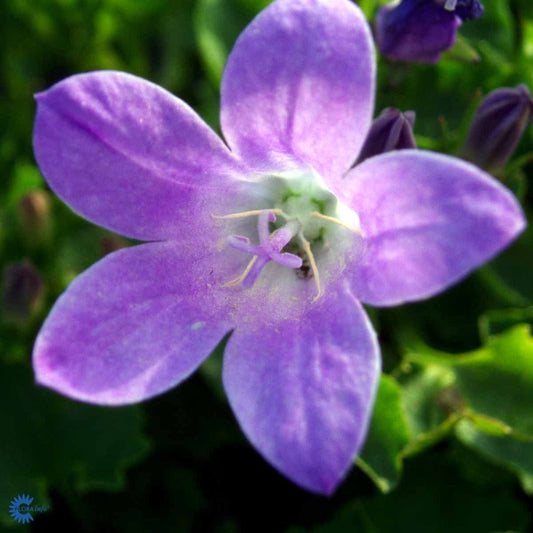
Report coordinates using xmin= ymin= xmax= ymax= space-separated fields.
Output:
xmin=358 ymin=375 xmax=410 ymax=492
xmin=314 ymin=450 xmax=530 ymax=533
xmin=360 ymin=327 xmax=533 ymax=497
xmin=0 ymin=362 xmax=149 ymax=526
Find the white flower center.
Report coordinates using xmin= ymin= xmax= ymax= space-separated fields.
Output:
xmin=213 ymin=170 xmax=363 ymax=302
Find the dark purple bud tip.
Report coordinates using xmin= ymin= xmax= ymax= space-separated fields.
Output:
xmin=2 ymin=260 xmax=43 ymax=321
xmin=463 ymin=84 xmax=533 ymax=171
xmin=355 ymin=108 xmax=417 ymax=165
xmin=375 ymin=0 xmax=461 ymax=63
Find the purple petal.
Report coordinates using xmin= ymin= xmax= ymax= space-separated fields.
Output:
xmin=33 ymin=71 xmax=247 ymax=241
xmin=375 ymin=0 xmax=460 ymax=63
xmin=220 ymin=0 xmax=375 ymax=186
xmin=33 ymin=242 xmax=234 ymax=405
xmin=345 ymin=151 xmax=526 ymax=306
xmin=223 ymin=279 xmax=380 ymax=495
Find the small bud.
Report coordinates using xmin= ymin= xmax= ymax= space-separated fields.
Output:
xmin=356 ymin=108 xmax=416 ymax=165
xmin=375 ymin=0 xmax=483 ymax=63
xmin=17 ymin=190 xmax=52 ymax=247
xmin=462 ymin=84 xmax=533 ymax=171
xmin=2 ymin=260 xmax=43 ymax=322
xmin=100 ymin=235 xmax=127 ymax=256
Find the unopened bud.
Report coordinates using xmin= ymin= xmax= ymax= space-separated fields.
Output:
xmin=356 ymin=108 xmax=416 ymax=165
xmin=17 ymin=190 xmax=52 ymax=246
xmin=463 ymin=84 xmax=533 ymax=171
xmin=2 ymin=260 xmax=43 ymax=322
xmin=100 ymin=236 xmax=127 ymax=256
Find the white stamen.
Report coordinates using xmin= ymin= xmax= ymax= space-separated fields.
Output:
xmin=222 ymin=256 xmax=258 ymax=287
xmin=310 ymin=211 xmax=363 ymax=235
xmin=301 ymin=237 xmax=322 ymax=303
xmin=211 ymin=208 xmax=283 ymax=220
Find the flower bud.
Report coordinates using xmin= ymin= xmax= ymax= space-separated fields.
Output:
xmin=17 ymin=190 xmax=52 ymax=247
xmin=100 ymin=235 xmax=127 ymax=256
xmin=462 ymin=84 xmax=533 ymax=171
xmin=375 ymin=0 xmax=483 ymax=63
xmin=355 ymin=108 xmax=416 ymax=165
xmin=1 ymin=260 xmax=43 ymax=322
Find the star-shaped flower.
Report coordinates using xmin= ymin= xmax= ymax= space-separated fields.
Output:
xmin=32 ymin=0 xmax=524 ymax=494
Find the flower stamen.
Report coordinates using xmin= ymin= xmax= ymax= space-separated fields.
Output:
xmin=301 ymin=236 xmax=322 ymax=302
xmin=222 ymin=256 xmax=259 ymax=288
xmin=211 ymin=208 xmax=284 ymax=220
xmin=309 ymin=211 xmax=363 ymax=235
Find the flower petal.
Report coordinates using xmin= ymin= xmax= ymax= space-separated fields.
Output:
xmin=345 ymin=151 xmax=526 ymax=306
xmin=223 ymin=279 xmax=380 ymax=495
xmin=33 ymin=242 xmax=234 ymax=405
xmin=220 ymin=0 xmax=375 ymax=184
xmin=33 ymin=71 xmax=246 ymax=241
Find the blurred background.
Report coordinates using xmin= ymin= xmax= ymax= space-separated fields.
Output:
xmin=1 ymin=0 xmax=533 ymax=531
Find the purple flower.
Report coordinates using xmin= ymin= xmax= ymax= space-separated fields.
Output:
xmin=376 ymin=0 xmax=484 ymax=63
xmin=32 ymin=0 xmax=524 ymax=495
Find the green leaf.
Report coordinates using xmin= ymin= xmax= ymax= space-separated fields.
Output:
xmin=316 ymin=450 xmax=530 ymax=533
xmin=479 ymin=307 xmax=533 ymax=341
xmin=0 ymin=362 xmax=150 ymax=525
xmin=358 ymin=375 xmax=411 ymax=492
xmin=457 ymin=420 xmax=533 ymax=495
xmin=405 ymin=325 xmax=533 ymax=491
xmin=451 ymin=325 xmax=533 ymax=436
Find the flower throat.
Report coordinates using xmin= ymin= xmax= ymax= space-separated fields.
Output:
xmin=213 ymin=173 xmax=362 ymax=302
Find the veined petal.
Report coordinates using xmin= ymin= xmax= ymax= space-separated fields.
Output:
xmin=223 ymin=279 xmax=380 ymax=495
xmin=220 ymin=0 xmax=375 ymax=185
xmin=33 ymin=71 xmax=247 ymax=241
xmin=33 ymin=242 xmax=234 ymax=405
xmin=345 ymin=151 xmax=526 ymax=306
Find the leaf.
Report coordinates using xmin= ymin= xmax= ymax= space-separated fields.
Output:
xmin=358 ymin=375 xmax=411 ymax=492
xmin=316 ymin=451 xmax=530 ymax=533
xmin=479 ymin=307 xmax=533 ymax=341
xmin=0 ymin=362 xmax=149 ymax=525
xmin=456 ymin=420 xmax=533 ymax=495
xmin=405 ymin=325 xmax=533 ymax=492
xmin=450 ymin=326 xmax=533 ymax=435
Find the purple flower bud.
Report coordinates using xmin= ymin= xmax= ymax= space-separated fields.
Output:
xmin=2 ymin=260 xmax=43 ymax=321
xmin=355 ymin=108 xmax=416 ymax=165
xmin=375 ymin=0 xmax=483 ymax=63
xmin=463 ymin=84 xmax=533 ymax=171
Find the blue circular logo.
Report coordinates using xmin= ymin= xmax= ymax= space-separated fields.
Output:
xmin=9 ymin=494 xmax=34 ymax=524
